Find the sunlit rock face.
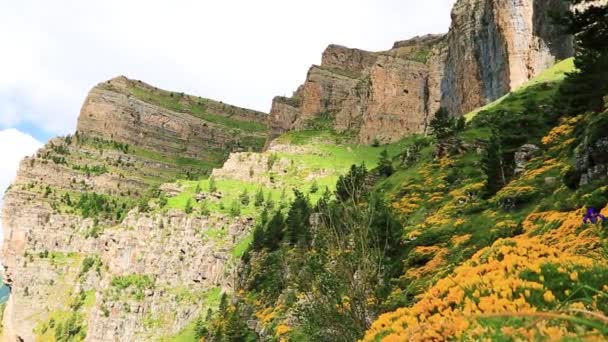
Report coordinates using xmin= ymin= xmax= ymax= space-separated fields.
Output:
xmin=270 ymin=0 xmax=572 ymax=143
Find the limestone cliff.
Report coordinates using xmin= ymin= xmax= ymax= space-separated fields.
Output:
xmin=270 ymin=0 xmax=572 ymax=143
xmin=270 ymin=35 xmax=445 ymax=144
xmin=0 ymin=78 xmax=267 ymax=341
xmin=441 ymin=0 xmax=573 ymax=115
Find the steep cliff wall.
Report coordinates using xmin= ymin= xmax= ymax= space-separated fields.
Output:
xmin=441 ymin=0 xmax=573 ymax=115
xmin=270 ymin=35 xmax=445 ymax=144
xmin=270 ymin=0 xmax=572 ymax=143
xmin=0 ymin=78 xmax=267 ymax=341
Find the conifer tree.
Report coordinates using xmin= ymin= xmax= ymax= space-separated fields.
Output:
xmin=264 ymin=211 xmax=285 ymax=250
xmin=209 ymin=176 xmax=217 ymax=193
xmin=286 ymin=190 xmax=312 ymax=246
xmin=254 ymin=188 xmax=265 ymax=207
xmin=377 ymin=149 xmax=394 ymax=177
xmin=481 ymin=133 xmax=507 ymax=196
xmin=556 ymin=0 xmax=608 ymax=112
xmin=429 ymin=107 xmax=455 ymax=139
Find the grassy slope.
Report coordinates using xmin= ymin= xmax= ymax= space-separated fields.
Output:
xmin=465 ymin=58 xmax=575 ymax=121
xmin=166 ymin=130 xmax=414 ymax=218
xmin=364 ymin=58 xmax=608 ymax=340
xmin=128 ymin=86 xmax=267 ymax=134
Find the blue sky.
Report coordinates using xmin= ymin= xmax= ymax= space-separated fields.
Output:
xmin=0 ymin=0 xmax=456 ymax=236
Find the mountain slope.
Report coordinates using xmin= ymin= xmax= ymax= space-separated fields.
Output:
xmin=194 ymin=58 xmax=608 ymax=341
xmin=0 ymin=77 xmax=268 ymax=341
xmin=365 ymin=59 xmax=608 ymax=340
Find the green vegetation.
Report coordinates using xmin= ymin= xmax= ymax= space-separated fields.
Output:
xmin=200 ymin=40 xmax=608 ymax=340
xmin=34 ymin=290 xmax=93 ymax=341
xmin=128 ymin=86 xmax=267 ymax=133
xmin=465 ymin=58 xmax=575 ymax=121
xmin=110 ymin=274 xmax=155 ymax=300
xmin=555 ymin=0 xmax=608 ymax=113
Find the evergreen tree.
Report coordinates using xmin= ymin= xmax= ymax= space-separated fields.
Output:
xmin=377 ymin=149 xmax=394 ymax=177
xmin=209 ymin=176 xmax=217 ymax=193
xmin=309 ymin=180 xmax=319 ymax=194
xmin=251 ymin=223 xmax=265 ymax=251
xmin=336 ymin=164 xmax=368 ymax=203
xmin=239 ymin=189 xmax=250 ymax=206
xmin=229 ymin=200 xmax=241 ymax=217
xmin=184 ymin=198 xmax=193 ymax=214
xmin=264 ymin=211 xmax=285 ymax=250
xmin=286 ymin=190 xmax=312 ymax=246
xmin=556 ymin=0 xmax=608 ymax=113
xmin=265 ymin=192 xmax=275 ymax=210
xmin=254 ymin=188 xmax=265 ymax=207
xmin=481 ymin=133 xmax=507 ymax=196
xmin=429 ymin=107 xmax=455 ymax=139
xmin=218 ymin=292 xmax=228 ymax=314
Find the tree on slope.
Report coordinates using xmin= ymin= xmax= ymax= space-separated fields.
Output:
xmin=557 ymin=0 xmax=608 ymax=113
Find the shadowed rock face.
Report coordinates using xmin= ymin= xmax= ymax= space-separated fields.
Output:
xmin=270 ymin=0 xmax=572 ymax=144
xmin=441 ymin=0 xmax=573 ymax=115
xmin=0 ymin=78 xmax=267 ymax=341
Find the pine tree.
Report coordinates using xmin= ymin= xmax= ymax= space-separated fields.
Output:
xmin=377 ymin=149 xmax=394 ymax=177
xmin=251 ymin=223 xmax=265 ymax=251
xmin=556 ymin=0 xmax=608 ymax=113
xmin=184 ymin=198 xmax=193 ymax=214
xmin=309 ymin=180 xmax=319 ymax=194
xmin=254 ymin=188 xmax=265 ymax=207
xmin=286 ymin=190 xmax=312 ymax=246
xmin=336 ymin=164 xmax=368 ymax=203
xmin=264 ymin=211 xmax=285 ymax=250
xmin=239 ymin=189 xmax=250 ymax=206
xmin=209 ymin=176 xmax=217 ymax=193
xmin=229 ymin=200 xmax=241 ymax=217
xmin=481 ymin=133 xmax=507 ymax=196
xmin=429 ymin=107 xmax=455 ymax=139
xmin=218 ymin=292 xmax=228 ymax=314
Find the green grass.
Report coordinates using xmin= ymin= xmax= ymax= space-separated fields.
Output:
xmin=130 ymin=145 xmax=225 ymax=171
xmin=129 ymin=86 xmax=267 ymax=133
xmin=232 ymin=233 xmax=253 ymax=258
xmin=166 ymin=131 xmax=416 ymax=218
xmin=162 ymin=287 xmax=222 ymax=342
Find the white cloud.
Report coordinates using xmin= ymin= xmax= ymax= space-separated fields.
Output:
xmin=0 ymin=0 xmax=456 ymax=138
xmin=0 ymin=129 xmax=42 ymax=240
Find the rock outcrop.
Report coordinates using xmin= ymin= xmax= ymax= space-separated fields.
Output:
xmin=270 ymin=35 xmax=445 ymax=144
xmin=79 ymin=76 xmax=268 ymax=159
xmin=270 ymin=0 xmax=572 ymax=143
xmin=0 ymin=78 xmax=267 ymax=341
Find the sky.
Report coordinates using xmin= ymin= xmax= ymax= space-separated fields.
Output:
xmin=0 ymin=0 xmax=456 ymax=233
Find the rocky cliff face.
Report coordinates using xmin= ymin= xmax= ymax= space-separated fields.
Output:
xmin=441 ymin=0 xmax=573 ymax=115
xmin=270 ymin=0 xmax=572 ymax=143
xmin=270 ymin=35 xmax=445 ymax=144
xmin=0 ymin=78 xmax=267 ymax=341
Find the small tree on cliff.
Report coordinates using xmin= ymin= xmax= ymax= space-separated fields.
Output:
xmin=429 ymin=107 xmax=456 ymax=139
xmin=555 ymin=0 xmax=608 ymax=113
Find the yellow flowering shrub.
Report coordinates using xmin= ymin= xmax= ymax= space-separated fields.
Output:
xmin=405 ymin=246 xmax=449 ymax=279
xmin=541 ymin=115 xmax=583 ymax=145
xmin=392 ymin=199 xmax=420 ymax=215
xmin=363 ymin=207 xmax=608 ymax=342
xmin=451 ymin=234 xmax=471 ymax=246
xmin=275 ymin=323 xmax=292 ymax=336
